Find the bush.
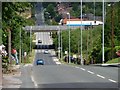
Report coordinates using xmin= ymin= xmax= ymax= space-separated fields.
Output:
xmin=104 ymin=46 xmax=119 ymax=62
xmin=2 ymin=56 xmax=9 ymax=72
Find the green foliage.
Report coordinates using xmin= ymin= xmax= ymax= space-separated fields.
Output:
xmin=0 ymin=29 xmax=2 ymax=44
xmin=106 ymin=58 xmax=120 ymax=64
xmin=2 ymin=2 xmax=35 ymax=60
xmin=45 ymin=4 xmax=56 ymax=19
xmin=52 ymin=2 xmax=120 ymax=64
xmin=2 ymin=56 xmax=9 ymax=72
xmin=54 ymin=14 xmax=62 ymax=22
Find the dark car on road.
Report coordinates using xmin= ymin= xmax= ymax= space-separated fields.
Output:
xmin=44 ymin=50 xmax=49 ymax=54
xmin=38 ymin=40 xmax=42 ymax=43
xmin=36 ymin=59 xmax=44 ymax=65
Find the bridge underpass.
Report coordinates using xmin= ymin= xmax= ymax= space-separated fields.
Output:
xmin=23 ymin=25 xmax=83 ymax=49
xmin=33 ymin=44 xmax=55 ymax=49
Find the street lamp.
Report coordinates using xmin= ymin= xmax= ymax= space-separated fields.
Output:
xmin=80 ymin=0 xmax=84 ymax=65
xmin=58 ymin=26 xmax=60 ymax=60
xmin=67 ymin=12 xmax=71 ymax=63
xmin=102 ymin=0 xmax=105 ymax=64
xmin=59 ymin=19 xmax=63 ymax=61
xmin=30 ymin=26 xmax=32 ymax=56
xmin=19 ymin=27 xmax=21 ymax=64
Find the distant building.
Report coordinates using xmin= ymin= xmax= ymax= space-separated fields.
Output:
xmin=61 ymin=18 xmax=103 ymax=26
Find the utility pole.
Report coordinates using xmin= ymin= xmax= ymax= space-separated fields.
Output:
xmin=60 ymin=26 xmax=63 ymax=61
xmin=80 ymin=0 xmax=84 ymax=65
xmin=111 ymin=3 xmax=114 ymax=59
xmin=8 ymin=29 xmax=12 ymax=65
xmin=102 ymin=0 xmax=105 ymax=64
xmin=19 ymin=27 xmax=21 ymax=64
xmin=86 ymin=30 xmax=89 ymax=63
xmin=0 ymin=1 xmax=2 ymax=88
xmin=58 ymin=27 xmax=60 ymax=60
xmin=30 ymin=26 xmax=32 ymax=56
xmin=67 ymin=13 xmax=71 ymax=64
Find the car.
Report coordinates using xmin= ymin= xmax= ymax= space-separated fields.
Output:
xmin=36 ymin=59 xmax=44 ymax=65
xmin=38 ymin=40 xmax=42 ymax=43
xmin=44 ymin=50 xmax=49 ymax=54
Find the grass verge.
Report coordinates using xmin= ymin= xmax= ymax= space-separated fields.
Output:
xmin=106 ymin=58 xmax=120 ymax=64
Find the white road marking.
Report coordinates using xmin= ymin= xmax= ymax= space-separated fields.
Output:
xmin=108 ymin=79 xmax=117 ymax=83
xmin=80 ymin=68 xmax=86 ymax=71
xmin=56 ymin=62 xmax=61 ymax=65
xmin=97 ymin=74 xmax=105 ymax=79
xmin=75 ymin=66 xmax=80 ymax=69
xmin=53 ymin=59 xmax=59 ymax=62
xmin=87 ymin=70 xmax=94 ymax=74
xmin=31 ymin=75 xmax=38 ymax=88
xmin=24 ymin=64 xmax=33 ymax=67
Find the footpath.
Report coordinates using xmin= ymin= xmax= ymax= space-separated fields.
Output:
xmin=1 ymin=49 xmax=61 ymax=89
xmin=90 ymin=63 xmax=120 ymax=67
xmin=2 ymin=64 xmax=35 ymax=89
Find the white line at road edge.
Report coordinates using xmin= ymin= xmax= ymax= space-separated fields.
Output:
xmin=80 ymin=68 xmax=86 ymax=71
xmin=56 ymin=62 xmax=61 ymax=65
xmin=87 ymin=70 xmax=94 ymax=74
xmin=108 ymin=79 xmax=117 ymax=83
xmin=75 ymin=66 xmax=80 ymax=69
xmin=97 ymin=74 xmax=105 ymax=79
xmin=31 ymin=75 xmax=38 ymax=88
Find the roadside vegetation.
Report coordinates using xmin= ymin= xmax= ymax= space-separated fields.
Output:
xmin=53 ymin=2 xmax=120 ymax=64
xmin=2 ymin=2 xmax=35 ymax=72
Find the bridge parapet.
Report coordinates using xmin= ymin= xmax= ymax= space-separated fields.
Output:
xmin=23 ymin=25 xmax=83 ymax=32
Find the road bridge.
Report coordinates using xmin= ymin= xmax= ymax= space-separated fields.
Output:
xmin=23 ymin=25 xmax=84 ymax=32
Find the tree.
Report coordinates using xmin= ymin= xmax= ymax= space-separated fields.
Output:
xmin=2 ymin=2 xmax=35 ymax=64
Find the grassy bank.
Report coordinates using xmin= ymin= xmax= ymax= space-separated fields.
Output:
xmin=106 ymin=58 xmax=120 ymax=64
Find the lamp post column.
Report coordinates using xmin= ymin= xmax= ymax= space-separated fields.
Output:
xmin=67 ymin=13 xmax=71 ymax=64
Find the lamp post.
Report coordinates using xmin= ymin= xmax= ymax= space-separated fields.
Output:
xmin=19 ymin=27 xmax=21 ymax=64
xmin=58 ymin=26 xmax=60 ymax=60
xmin=80 ymin=0 xmax=84 ymax=65
xmin=0 ymin=2 xmax=2 ymax=87
xmin=59 ymin=19 xmax=63 ymax=61
xmin=102 ymin=0 xmax=105 ymax=64
xmin=30 ymin=26 xmax=32 ymax=56
xmin=67 ymin=12 xmax=71 ymax=63
xmin=60 ymin=19 xmax=63 ymax=61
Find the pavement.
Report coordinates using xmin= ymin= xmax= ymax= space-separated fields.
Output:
xmin=90 ymin=63 xmax=120 ymax=67
xmin=1 ymin=60 xmax=119 ymax=89
xmin=1 ymin=48 xmax=61 ymax=89
xmin=2 ymin=65 xmax=21 ymax=88
xmin=2 ymin=64 xmax=35 ymax=89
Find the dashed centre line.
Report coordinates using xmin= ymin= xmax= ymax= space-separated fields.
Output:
xmin=108 ymin=79 xmax=117 ymax=83
xmin=97 ymin=74 xmax=105 ymax=79
xmin=74 ymin=66 xmax=117 ymax=83
xmin=87 ymin=70 xmax=94 ymax=74
xmin=80 ymin=68 xmax=86 ymax=71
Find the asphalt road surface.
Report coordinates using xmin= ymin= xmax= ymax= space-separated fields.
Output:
xmin=32 ymin=65 xmax=118 ymax=88
xmin=31 ymin=2 xmax=119 ymax=89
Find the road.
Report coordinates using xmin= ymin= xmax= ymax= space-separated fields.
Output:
xmin=31 ymin=2 xmax=119 ymax=89
xmin=34 ymin=2 xmax=55 ymax=65
xmin=32 ymin=65 xmax=118 ymax=88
